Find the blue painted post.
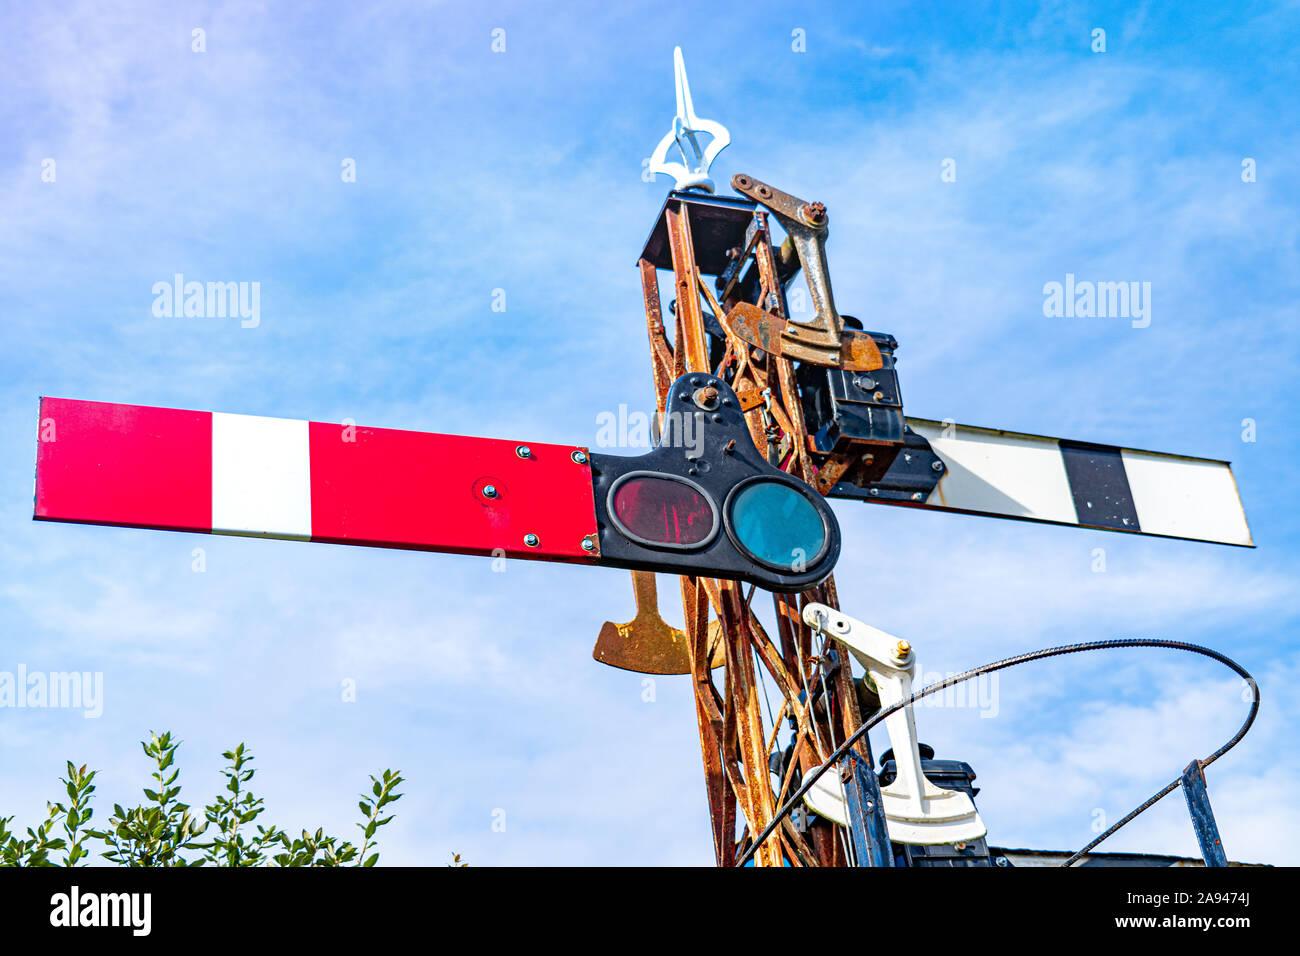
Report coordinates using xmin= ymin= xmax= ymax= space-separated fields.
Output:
xmin=1181 ymin=761 xmax=1228 ymax=867
xmin=840 ymin=750 xmax=894 ymax=867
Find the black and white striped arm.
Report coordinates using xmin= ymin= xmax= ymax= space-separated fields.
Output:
xmin=884 ymin=418 xmax=1252 ymax=547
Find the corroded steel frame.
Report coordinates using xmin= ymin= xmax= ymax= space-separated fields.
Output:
xmin=638 ymin=201 xmax=873 ymax=867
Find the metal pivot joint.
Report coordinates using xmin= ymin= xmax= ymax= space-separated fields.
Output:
xmin=727 ymin=173 xmax=883 ymax=371
xmin=800 ymin=603 xmax=988 ymax=846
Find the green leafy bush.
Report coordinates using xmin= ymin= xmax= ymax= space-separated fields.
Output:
xmin=1 ymin=731 xmax=406 ymax=867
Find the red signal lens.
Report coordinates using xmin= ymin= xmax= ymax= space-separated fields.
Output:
xmin=609 ymin=474 xmax=717 ymax=549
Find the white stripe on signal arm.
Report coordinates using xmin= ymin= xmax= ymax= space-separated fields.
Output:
xmin=211 ymin=412 xmax=312 ymax=540
xmin=1121 ymin=449 xmax=1253 ymax=547
xmin=910 ymin=420 xmax=1076 ymax=524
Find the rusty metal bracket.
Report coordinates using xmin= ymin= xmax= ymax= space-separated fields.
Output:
xmin=728 ymin=174 xmax=881 ymax=372
xmin=593 ymin=570 xmax=724 ymax=674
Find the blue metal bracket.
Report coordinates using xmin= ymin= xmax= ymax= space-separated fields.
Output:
xmin=840 ymin=750 xmax=894 ymax=867
xmin=1181 ymin=760 xmax=1228 ymax=867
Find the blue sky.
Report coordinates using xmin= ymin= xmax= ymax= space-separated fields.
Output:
xmin=1 ymin=0 xmax=1298 ymax=865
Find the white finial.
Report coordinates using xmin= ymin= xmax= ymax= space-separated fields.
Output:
xmin=648 ymin=47 xmax=731 ymax=193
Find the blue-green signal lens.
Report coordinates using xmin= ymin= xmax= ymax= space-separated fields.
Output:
xmin=726 ymin=480 xmax=827 ymax=571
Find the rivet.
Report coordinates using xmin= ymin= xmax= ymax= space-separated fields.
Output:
xmin=571 ymin=450 xmax=588 ymax=465
xmin=516 ymin=445 xmax=532 ymax=459
xmin=523 ymin=533 xmax=540 ymax=547
xmin=931 ymin=460 xmax=944 ymax=472
xmin=482 ymin=484 xmax=498 ymax=498
xmin=580 ymin=537 xmax=595 ymax=552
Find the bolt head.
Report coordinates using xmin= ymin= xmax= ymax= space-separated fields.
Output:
xmin=692 ymin=385 xmax=720 ymax=411
xmin=931 ymin=460 xmax=944 ymax=472
xmin=516 ymin=445 xmax=531 ymax=459
xmin=482 ymin=484 xmax=498 ymax=498
xmin=523 ymin=533 xmax=539 ymax=547
xmin=571 ymin=450 xmax=588 ymax=465
xmin=580 ymin=537 xmax=595 ymax=552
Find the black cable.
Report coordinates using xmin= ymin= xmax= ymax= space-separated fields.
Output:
xmin=735 ymin=638 xmax=1259 ymax=868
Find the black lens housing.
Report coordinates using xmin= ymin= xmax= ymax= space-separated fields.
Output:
xmin=589 ymin=374 xmax=840 ymax=593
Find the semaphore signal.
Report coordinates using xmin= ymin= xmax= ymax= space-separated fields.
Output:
xmin=31 ymin=47 xmax=1257 ymax=868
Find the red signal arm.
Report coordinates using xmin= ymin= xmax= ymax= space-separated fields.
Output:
xmin=34 ymin=397 xmax=601 ymax=563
